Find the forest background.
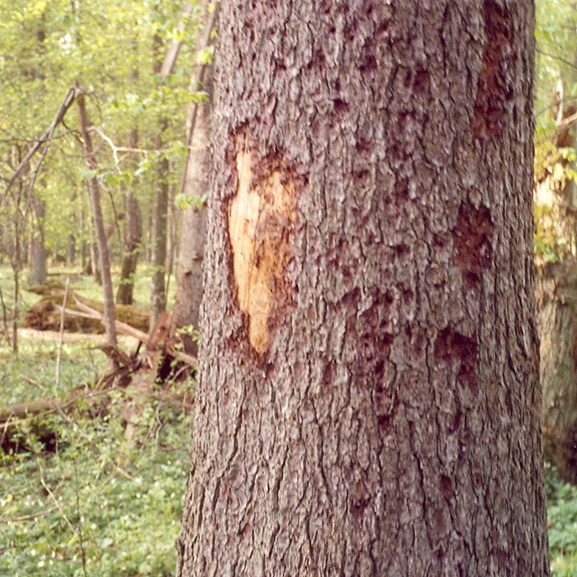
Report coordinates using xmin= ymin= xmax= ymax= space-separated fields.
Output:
xmin=0 ymin=0 xmax=576 ymax=576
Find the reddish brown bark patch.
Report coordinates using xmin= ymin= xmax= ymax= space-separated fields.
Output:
xmin=228 ymin=149 xmax=298 ymax=355
xmin=453 ymin=203 xmax=493 ymax=286
xmin=434 ymin=327 xmax=479 ymax=395
xmin=472 ymin=0 xmax=512 ymax=142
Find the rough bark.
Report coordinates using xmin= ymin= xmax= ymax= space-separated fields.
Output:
xmin=170 ymin=1 xmax=217 ymax=357
xmin=537 ymin=259 xmax=577 ymax=483
xmin=77 ymin=88 xmax=117 ymax=348
xmin=177 ymin=3 xmax=549 ymax=577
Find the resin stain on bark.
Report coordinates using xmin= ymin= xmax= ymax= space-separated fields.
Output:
xmin=228 ymin=149 xmax=296 ymax=355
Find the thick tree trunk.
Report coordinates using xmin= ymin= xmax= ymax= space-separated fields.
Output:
xmin=537 ymin=259 xmax=577 ymax=483
xmin=177 ymin=3 xmax=549 ymax=577
xmin=77 ymin=88 xmax=117 ymax=349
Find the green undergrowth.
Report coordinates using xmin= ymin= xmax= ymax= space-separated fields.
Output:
xmin=547 ymin=463 xmax=577 ymax=576
xmin=0 ymin=332 xmax=193 ymax=577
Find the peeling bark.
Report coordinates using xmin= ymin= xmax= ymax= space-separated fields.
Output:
xmin=177 ymin=2 xmax=549 ymax=577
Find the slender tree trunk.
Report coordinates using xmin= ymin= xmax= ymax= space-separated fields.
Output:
xmin=117 ymin=128 xmax=143 ymax=305
xmin=169 ymin=1 xmax=217 ymax=357
xmin=76 ymin=88 xmax=117 ymax=348
xmin=28 ymin=198 xmax=47 ymax=285
xmin=149 ymin=32 xmax=170 ymax=328
xmin=177 ymin=3 xmax=549 ymax=577
xmin=149 ymin=5 xmax=196 ymax=326
xmin=67 ymin=233 xmax=75 ymax=266
xmin=537 ymin=259 xmax=577 ymax=483
xmin=150 ymin=139 xmax=169 ymax=326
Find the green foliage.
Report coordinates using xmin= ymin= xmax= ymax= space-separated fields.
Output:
xmin=0 ymin=263 xmax=189 ymax=574
xmin=0 ymin=334 xmax=193 ymax=576
xmin=174 ymin=192 xmax=206 ymax=210
xmin=534 ymin=0 xmax=577 ymax=261
xmin=0 ymin=0 xmax=202 ymax=263
xmin=546 ymin=463 xmax=577 ymax=576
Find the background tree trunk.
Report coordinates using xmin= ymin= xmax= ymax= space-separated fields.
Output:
xmin=177 ymin=2 xmax=549 ymax=577
xmin=117 ymin=128 xmax=143 ymax=306
xmin=169 ymin=1 xmax=217 ymax=357
xmin=28 ymin=198 xmax=47 ymax=285
xmin=150 ymin=130 xmax=169 ymax=326
xmin=77 ymin=88 xmax=117 ymax=349
xmin=537 ymin=259 xmax=577 ymax=483
xmin=149 ymin=28 xmax=174 ymax=327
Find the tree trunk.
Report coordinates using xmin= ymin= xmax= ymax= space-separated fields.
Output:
xmin=169 ymin=1 xmax=217 ymax=357
xmin=177 ymin=3 xmax=549 ymax=577
xmin=537 ymin=259 xmax=577 ymax=483
xmin=149 ymin=6 xmax=196 ymax=326
xmin=150 ymin=139 xmax=169 ymax=327
xmin=28 ymin=198 xmax=47 ymax=285
xmin=149 ymin=31 xmax=171 ymax=328
xmin=67 ymin=233 xmax=75 ymax=266
xmin=117 ymin=127 xmax=143 ymax=306
xmin=76 ymin=88 xmax=117 ymax=349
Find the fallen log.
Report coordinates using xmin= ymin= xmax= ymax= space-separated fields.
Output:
xmin=24 ymin=284 xmax=149 ymax=333
xmin=73 ymin=300 xmax=198 ymax=368
xmin=1 ymin=385 xmax=194 ymax=453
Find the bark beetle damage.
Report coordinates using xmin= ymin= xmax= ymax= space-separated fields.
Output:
xmin=434 ymin=327 xmax=479 ymax=395
xmin=452 ymin=202 xmax=493 ymax=287
xmin=228 ymin=149 xmax=297 ymax=355
xmin=472 ymin=0 xmax=512 ymax=142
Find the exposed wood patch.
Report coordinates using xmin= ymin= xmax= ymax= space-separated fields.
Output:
xmin=228 ymin=149 xmax=297 ymax=355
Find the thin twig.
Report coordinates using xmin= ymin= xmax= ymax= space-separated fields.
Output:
xmin=37 ymin=458 xmax=76 ymax=534
xmin=1 ymin=506 xmax=59 ymax=524
xmin=537 ymin=48 xmax=577 ymax=71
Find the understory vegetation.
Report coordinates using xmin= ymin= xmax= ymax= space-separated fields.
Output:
xmin=547 ymin=463 xmax=577 ymax=576
xmin=0 ymin=266 xmax=191 ymax=576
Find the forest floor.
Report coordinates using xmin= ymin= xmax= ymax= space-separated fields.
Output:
xmin=0 ymin=264 xmax=189 ymax=576
xmin=0 ymin=265 xmax=575 ymax=575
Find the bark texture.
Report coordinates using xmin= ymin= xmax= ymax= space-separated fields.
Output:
xmin=177 ymin=2 xmax=549 ymax=577
xmin=537 ymin=259 xmax=577 ymax=483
